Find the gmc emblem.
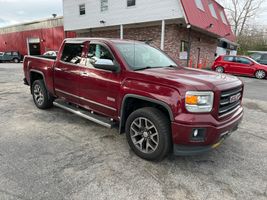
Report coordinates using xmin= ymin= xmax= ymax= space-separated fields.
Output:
xmin=229 ymin=93 xmax=241 ymax=103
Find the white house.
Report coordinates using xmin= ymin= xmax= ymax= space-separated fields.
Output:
xmin=63 ymin=0 xmax=236 ymax=67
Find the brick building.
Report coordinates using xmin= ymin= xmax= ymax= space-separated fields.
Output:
xmin=63 ymin=0 xmax=237 ymax=68
xmin=0 ymin=17 xmax=76 ymax=56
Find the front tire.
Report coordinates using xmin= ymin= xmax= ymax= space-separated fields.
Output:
xmin=215 ymin=66 xmax=224 ymax=73
xmin=255 ymin=70 xmax=266 ymax=79
xmin=32 ymin=80 xmax=54 ymax=109
xmin=125 ymin=107 xmax=171 ymax=161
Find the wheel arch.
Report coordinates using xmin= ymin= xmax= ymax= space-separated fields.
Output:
xmin=119 ymin=94 xmax=174 ymax=134
xmin=29 ymin=70 xmax=47 ymax=93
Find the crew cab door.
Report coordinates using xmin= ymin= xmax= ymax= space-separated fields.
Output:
xmin=78 ymin=42 xmax=122 ymax=119
xmin=54 ymin=42 xmax=86 ymax=105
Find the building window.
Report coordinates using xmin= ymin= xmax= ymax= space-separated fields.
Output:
xmin=79 ymin=4 xmax=86 ymax=15
xmin=220 ymin=11 xmax=227 ymax=24
xmin=195 ymin=0 xmax=204 ymax=11
xmin=180 ymin=40 xmax=189 ymax=52
xmin=127 ymin=0 xmax=136 ymax=7
xmin=101 ymin=0 xmax=108 ymax=12
xmin=209 ymin=3 xmax=218 ymax=19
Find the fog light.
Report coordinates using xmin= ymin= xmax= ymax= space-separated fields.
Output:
xmin=193 ymin=129 xmax=198 ymax=137
xmin=190 ymin=128 xmax=206 ymax=142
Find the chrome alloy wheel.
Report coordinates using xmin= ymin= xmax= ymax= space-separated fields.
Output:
xmin=255 ymin=70 xmax=266 ymax=79
xmin=33 ymin=84 xmax=44 ymax=106
xmin=130 ymin=117 xmax=159 ymax=154
xmin=215 ymin=66 xmax=224 ymax=73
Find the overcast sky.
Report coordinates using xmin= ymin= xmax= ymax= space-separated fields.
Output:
xmin=0 ymin=0 xmax=266 ymax=28
xmin=0 ymin=0 xmax=63 ymax=27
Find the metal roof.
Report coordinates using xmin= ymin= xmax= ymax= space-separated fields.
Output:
xmin=180 ymin=0 xmax=235 ymax=42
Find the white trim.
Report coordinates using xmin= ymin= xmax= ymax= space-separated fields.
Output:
xmin=26 ymin=55 xmax=55 ymax=62
xmin=120 ymin=24 xmax=124 ymax=39
xmin=26 ymin=38 xmax=30 ymax=55
xmin=160 ymin=20 xmax=165 ymax=50
xmin=178 ymin=0 xmax=189 ymax=24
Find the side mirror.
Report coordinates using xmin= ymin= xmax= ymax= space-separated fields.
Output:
xmin=94 ymin=59 xmax=119 ymax=72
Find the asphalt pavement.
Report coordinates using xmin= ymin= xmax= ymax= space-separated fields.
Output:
xmin=0 ymin=63 xmax=266 ymax=200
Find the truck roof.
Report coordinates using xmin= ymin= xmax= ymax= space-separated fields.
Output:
xmin=64 ymin=37 xmax=144 ymax=45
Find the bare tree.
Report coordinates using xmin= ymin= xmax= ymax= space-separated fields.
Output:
xmin=219 ymin=0 xmax=264 ymax=36
xmin=237 ymin=26 xmax=267 ymax=54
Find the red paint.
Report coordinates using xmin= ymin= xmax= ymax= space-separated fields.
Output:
xmin=180 ymin=0 xmax=235 ymax=41
xmin=0 ymin=26 xmax=76 ymax=55
xmin=212 ymin=55 xmax=267 ymax=78
xmin=23 ymin=38 xmax=244 ymax=154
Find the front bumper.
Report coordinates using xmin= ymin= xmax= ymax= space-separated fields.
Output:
xmin=172 ymin=107 xmax=243 ymax=156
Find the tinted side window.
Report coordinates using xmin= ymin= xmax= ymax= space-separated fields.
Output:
xmin=61 ymin=43 xmax=84 ymax=64
xmin=236 ymin=57 xmax=251 ymax=64
xmin=12 ymin=52 xmax=19 ymax=56
xmin=223 ymin=56 xmax=234 ymax=62
xmin=86 ymin=44 xmax=114 ymax=68
xmin=5 ymin=52 xmax=12 ymax=56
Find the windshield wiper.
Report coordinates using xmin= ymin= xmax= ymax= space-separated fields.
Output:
xmin=166 ymin=65 xmax=178 ymax=68
xmin=134 ymin=65 xmax=177 ymax=71
xmin=134 ymin=66 xmax=162 ymax=71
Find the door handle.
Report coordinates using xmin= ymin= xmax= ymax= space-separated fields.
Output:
xmin=80 ymin=72 xmax=90 ymax=77
xmin=54 ymin=67 xmax=68 ymax=71
xmin=54 ymin=67 xmax=62 ymax=71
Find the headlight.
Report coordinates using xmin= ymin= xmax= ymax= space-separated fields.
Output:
xmin=185 ymin=91 xmax=214 ymax=113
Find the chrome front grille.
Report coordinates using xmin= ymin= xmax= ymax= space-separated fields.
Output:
xmin=219 ymin=86 xmax=242 ymax=118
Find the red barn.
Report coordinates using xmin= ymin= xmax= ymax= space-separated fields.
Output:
xmin=0 ymin=17 xmax=76 ymax=56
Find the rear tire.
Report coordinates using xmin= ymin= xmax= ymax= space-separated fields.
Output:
xmin=32 ymin=80 xmax=54 ymax=109
xmin=255 ymin=70 xmax=266 ymax=79
xmin=215 ymin=66 xmax=224 ymax=73
xmin=125 ymin=107 xmax=171 ymax=161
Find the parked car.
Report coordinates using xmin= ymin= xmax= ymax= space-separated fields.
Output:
xmin=0 ymin=51 xmax=23 ymax=63
xmin=43 ymin=51 xmax=58 ymax=57
xmin=23 ymin=38 xmax=244 ymax=161
xmin=212 ymin=55 xmax=267 ymax=79
xmin=250 ymin=52 xmax=267 ymax=65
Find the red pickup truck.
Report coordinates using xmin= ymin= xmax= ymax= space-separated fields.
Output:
xmin=23 ymin=38 xmax=244 ymax=161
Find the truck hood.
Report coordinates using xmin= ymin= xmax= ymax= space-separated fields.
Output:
xmin=136 ymin=67 xmax=241 ymax=90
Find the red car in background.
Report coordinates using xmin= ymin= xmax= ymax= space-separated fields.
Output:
xmin=211 ymin=55 xmax=267 ymax=79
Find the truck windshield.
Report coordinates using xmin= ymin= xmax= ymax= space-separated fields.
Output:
xmin=115 ymin=43 xmax=177 ymax=71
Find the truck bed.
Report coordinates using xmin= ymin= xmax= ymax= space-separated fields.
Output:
xmin=23 ymin=55 xmax=56 ymax=94
xmin=31 ymin=55 xmax=57 ymax=60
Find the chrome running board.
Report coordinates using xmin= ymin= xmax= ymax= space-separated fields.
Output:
xmin=53 ymin=100 xmax=116 ymax=128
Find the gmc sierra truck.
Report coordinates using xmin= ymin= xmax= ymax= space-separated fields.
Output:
xmin=23 ymin=38 xmax=244 ymax=161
